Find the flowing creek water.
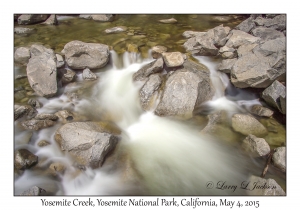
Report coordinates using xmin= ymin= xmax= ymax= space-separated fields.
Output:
xmin=14 ymin=15 xmax=286 ymax=195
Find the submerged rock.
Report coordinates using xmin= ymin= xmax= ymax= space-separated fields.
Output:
xmin=14 ymin=27 xmax=36 ymax=35
xmin=232 ymin=114 xmax=268 ymax=137
xmin=79 ymin=14 xmax=115 ymax=22
xmin=62 ymin=40 xmax=110 ymax=70
xmin=14 ymin=149 xmax=38 ymax=170
xmin=37 ymin=140 xmax=51 ymax=147
xmin=55 ymin=121 xmax=121 ymax=169
xmin=105 ymin=26 xmax=127 ymax=34
xmin=272 ymin=147 xmax=286 ymax=172
xmin=262 ymin=80 xmax=286 ymax=114
xmin=159 ymin=18 xmax=177 ymax=24
xmin=242 ymin=134 xmax=270 ymax=157
xmin=26 ymin=45 xmax=58 ymax=97
xmin=20 ymin=186 xmax=47 ymax=196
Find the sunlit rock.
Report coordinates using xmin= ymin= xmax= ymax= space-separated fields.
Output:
xmin=162 ymin=52 xmax=184 ymax=67
xmin=62 ymin=40 xmax=110 ymax=70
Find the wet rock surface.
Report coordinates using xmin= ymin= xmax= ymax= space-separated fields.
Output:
xmin=14 ymin=149 xmax=38 ymax=170
xmin=55 ymin=121 xmax=121 ymax=169
xmin=20 ymin=186 xmax=47 ymax=196
xmin=242 ymin=134 xmax=270 ymax=157
xmin=272 ymin=147 xmax=286 ymax=172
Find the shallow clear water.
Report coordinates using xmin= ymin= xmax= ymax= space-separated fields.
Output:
xmin=14 ymin=14 xmax=286 ymax=195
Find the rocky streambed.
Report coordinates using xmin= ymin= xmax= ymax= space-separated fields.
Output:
xmin=14 ymin=14 xmax=286 ymax=196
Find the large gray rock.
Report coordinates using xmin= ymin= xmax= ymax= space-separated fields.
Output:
xmin=18 ymin=14 xmax=50 ymax=25
xmin=254 ymin=15 xmax=286 ymax=31
xmin=251 ymin=27 xmax=285 ymax=42
xmin=250 ymin=104 xmax=274 ymax=117
xmin=272 ymin=147 xmax=286 ymax=172
xmin=231 ymin=38 xmax=286 ymax=88
xmin=14 ymin=149 xmax=38 ymax=170
xmin=79 ymin=14 xmax=115 ymax=22
xmin=225 ymin=30 xmax=260 ymax=48
xmin=14 ymin=47 xmax=31 ymax=65
xmin=232 ymin=114 xmax=268 ymax=137
xmin=246 ymin=175 xmax=285 ymax=195
xmin=26 ymin=45 xmax=57 ymax=97
xmin=162 ymin=52 xmax=184 ymax=67
xmin=159 ymin=18 xmax=177 ymax=24
xmin=183 ymin=25 xmax=230 ymax=55
xmin=20 ymin=186 xmax=47 ymax=196
xmin=235 ymin=16 xmax=256 ymax=33
xmin=262 ymin=80 xmax=286 ymax=114
xmin=140 ymin=74 xmax=162 ymax=111
xmin=154 ymin=60 xmax=215 ymax=119
xmin=242 ymin=134 xmax=270 ymax=157
xmin=133 ymin=57 xmax=164 ymax=81
xmin=62 ymin=40 xmax=110 ymax=70
xmin=55 ymin=121 xmax=121 ymax=169
xmin=218 ymin=58 xmax=237 ymax=74
xmin=237 ymin=43 xmax=258 ymax=57
xmin=14 ymin=104 xmax=37 ymax=121
xmin=105 ymin=26 xmax=127 ymax=34
xmin=34 ymin=113 xmax=58 ymax=121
